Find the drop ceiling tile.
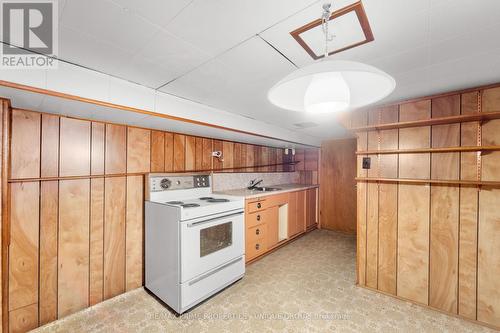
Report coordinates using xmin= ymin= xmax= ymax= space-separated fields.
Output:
xmin=60 ymin=0 xmax=160 ymax=54
xmin=429 ymin=0 xmax=500 ymax=44
xmin=370 ymin=44 xmax=430 ymax=76
xmin=162 ymin=36 xmax=294 ymax=92
xmin=164 ymin=0 xmax=323 ymax=55
xmin=215 ymin=36 xmax=296 ymax=85
xmin=130 ymin=30 xmax=212 ymax=88
xmin=429 ymin=24 xmax=500 ymax=65
xmin=428 ymin=49 xmax=500 ymax=89
xmin=160 ymin=58 xmax=234 ymax=102
xmin=139 ymin=30 xmax=211 ymax=64
xmin=114 ymin=57 xmax=178 ymax=89
xmin=377 ymin=70 xmax=433 ymax=105
xmin=110 ymin=0 xmax=193 ymax=27
xmin=336 ymin=2 xmax=431 ymax=62
xmin=59 ymin=25 xmax=133 ymax=75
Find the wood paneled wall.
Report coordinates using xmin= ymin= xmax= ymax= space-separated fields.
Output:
xmin=294 ymin=148 xmax=320 ymax=185
xmin=2 ymin=106 xmax=319 ymax=332
xmin=352 ymin=86 xmax=500 ymax=330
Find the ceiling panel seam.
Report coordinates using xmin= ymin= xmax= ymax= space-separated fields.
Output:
xmin=257 ymin=34 xmax=299 ymax=69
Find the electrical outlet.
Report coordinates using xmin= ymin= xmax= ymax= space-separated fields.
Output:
xmin=362 ymin=157 xmax=371 ymax=169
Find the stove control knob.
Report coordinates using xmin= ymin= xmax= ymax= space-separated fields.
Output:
xmin=160 ymin=178 xmax=171 ymax=189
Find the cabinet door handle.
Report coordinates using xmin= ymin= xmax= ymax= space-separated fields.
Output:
xmin=255 ymin=243 xmax=260 ymax=250
xmin=256 ymin=228 xmax=260 ymax=235
xmin=257 ymin=214 xmax=261 ymax=221
xmin=257 ymin=203 xmax=261 ymax=209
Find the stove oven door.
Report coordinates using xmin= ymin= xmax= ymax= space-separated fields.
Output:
xmin=180 ymin=210 xmax=244 ymax=283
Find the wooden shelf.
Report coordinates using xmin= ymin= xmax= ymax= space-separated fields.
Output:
xmin=350 ymin=111 xmax=500 ymax=132
xmin=356 ymin=145 xmax=500 ymax=155
xmin=355 ymin=177 xmax=500 ymax=187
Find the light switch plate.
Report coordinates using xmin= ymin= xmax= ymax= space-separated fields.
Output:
xmin=362 ymin=157 xmax=371 ymax=169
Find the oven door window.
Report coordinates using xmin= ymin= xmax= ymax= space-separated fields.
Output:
xmin=200 ymin=221 xmax=233 ymax=257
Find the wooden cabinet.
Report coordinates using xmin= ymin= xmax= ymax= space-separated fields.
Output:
xmin=288 ymin=191 xmax=306 ymax=237
xmin=306 ymin=188 xmax=317 ymax=229
xmin=245 ymin=198 xmax=270 ymax=262
xmin=247 ymin=210 xmax=268 ymax=228
xmin=287 ymin=192 xmax=297 ymax=237
xmin=266 ymin=206 xmax=279 ymax=249
xmin=245 ymin=188 xmax=317 ymax=263
xmin=246 ymin=228 xmax=267 ymax=260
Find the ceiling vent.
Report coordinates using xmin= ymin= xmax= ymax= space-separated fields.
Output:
xmin=293 ymin=121 xmax=319 ymax=129
xmin=290 ymin=1 xmax=374 ymax=60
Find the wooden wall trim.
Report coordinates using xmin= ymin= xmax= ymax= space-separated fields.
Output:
xmin=6 ymin=162 xmax=301 ymax=183
xmin=0 ymin=81 xmax=318 ymax=148
xmin=356 ymin=145 xmax=500 ymax=155
xmin=356 ymin=177 xmax=500 ymax=187
xmin=1 ymin=99 xmax=10 ymax=333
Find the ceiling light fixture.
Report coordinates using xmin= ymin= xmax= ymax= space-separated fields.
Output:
xmin=268 ymin=2 xmax=395 ymax=114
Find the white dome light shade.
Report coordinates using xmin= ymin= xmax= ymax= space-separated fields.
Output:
xmin=268 ymin=60 xmax=396 ymax=113
xmin=304 ymin=72 xmax=350 ymax=113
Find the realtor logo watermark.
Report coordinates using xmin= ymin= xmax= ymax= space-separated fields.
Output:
xmin=1 ymin=0 xmax=58 ymax=68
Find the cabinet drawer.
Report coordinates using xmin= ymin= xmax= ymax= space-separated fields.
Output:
xmin=246 ymin=210 xmax=269 ymax=228
xmin=246 ymin=224 xmax=266 ymax=244
xmin=246 ymin=238 xmax=266 ymax=261
xmin=247 ymin=199 xmax=267 ymax=213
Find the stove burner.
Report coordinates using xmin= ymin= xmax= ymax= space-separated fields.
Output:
xmin=181 ymin=203 xmax=200 ymax=208
xmin=166 ymin=201 xmax=183 ymax=205
xmin=207 ymin=198 xmax=230 ymax=203
xmin=199 ymin=197 xmax=214 ymax=200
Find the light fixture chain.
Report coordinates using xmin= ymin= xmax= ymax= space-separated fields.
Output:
xmin=321 ymin=2 xmax=335 ymax=58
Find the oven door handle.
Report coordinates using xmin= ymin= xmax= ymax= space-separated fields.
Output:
xmin=187 ymin=211 xmax=243 ymax=228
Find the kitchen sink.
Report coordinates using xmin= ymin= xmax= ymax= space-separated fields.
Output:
xmin=253 ymin=187 xmax=281 ymax=192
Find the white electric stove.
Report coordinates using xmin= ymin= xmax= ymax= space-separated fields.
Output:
xmin=145 ymin=173 xmax=245 ymax=314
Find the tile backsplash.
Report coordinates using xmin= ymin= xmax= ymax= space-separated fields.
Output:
xmin=212 ymin=172 xmax=300 ymax=191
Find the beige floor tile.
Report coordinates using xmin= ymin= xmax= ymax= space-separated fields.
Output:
xmin=33 ymin=230 xmax=494 ymax=333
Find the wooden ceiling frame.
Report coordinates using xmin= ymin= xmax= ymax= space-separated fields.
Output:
xmin=290 ymin=1 xmax=374 ymax=60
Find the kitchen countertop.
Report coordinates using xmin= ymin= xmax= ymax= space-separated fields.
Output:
xmin=214 ymin=183 xmax=319 ymax=199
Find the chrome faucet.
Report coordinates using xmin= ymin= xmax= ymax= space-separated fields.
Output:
xmin=248 ymin=179 xmax=263 ymax=190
